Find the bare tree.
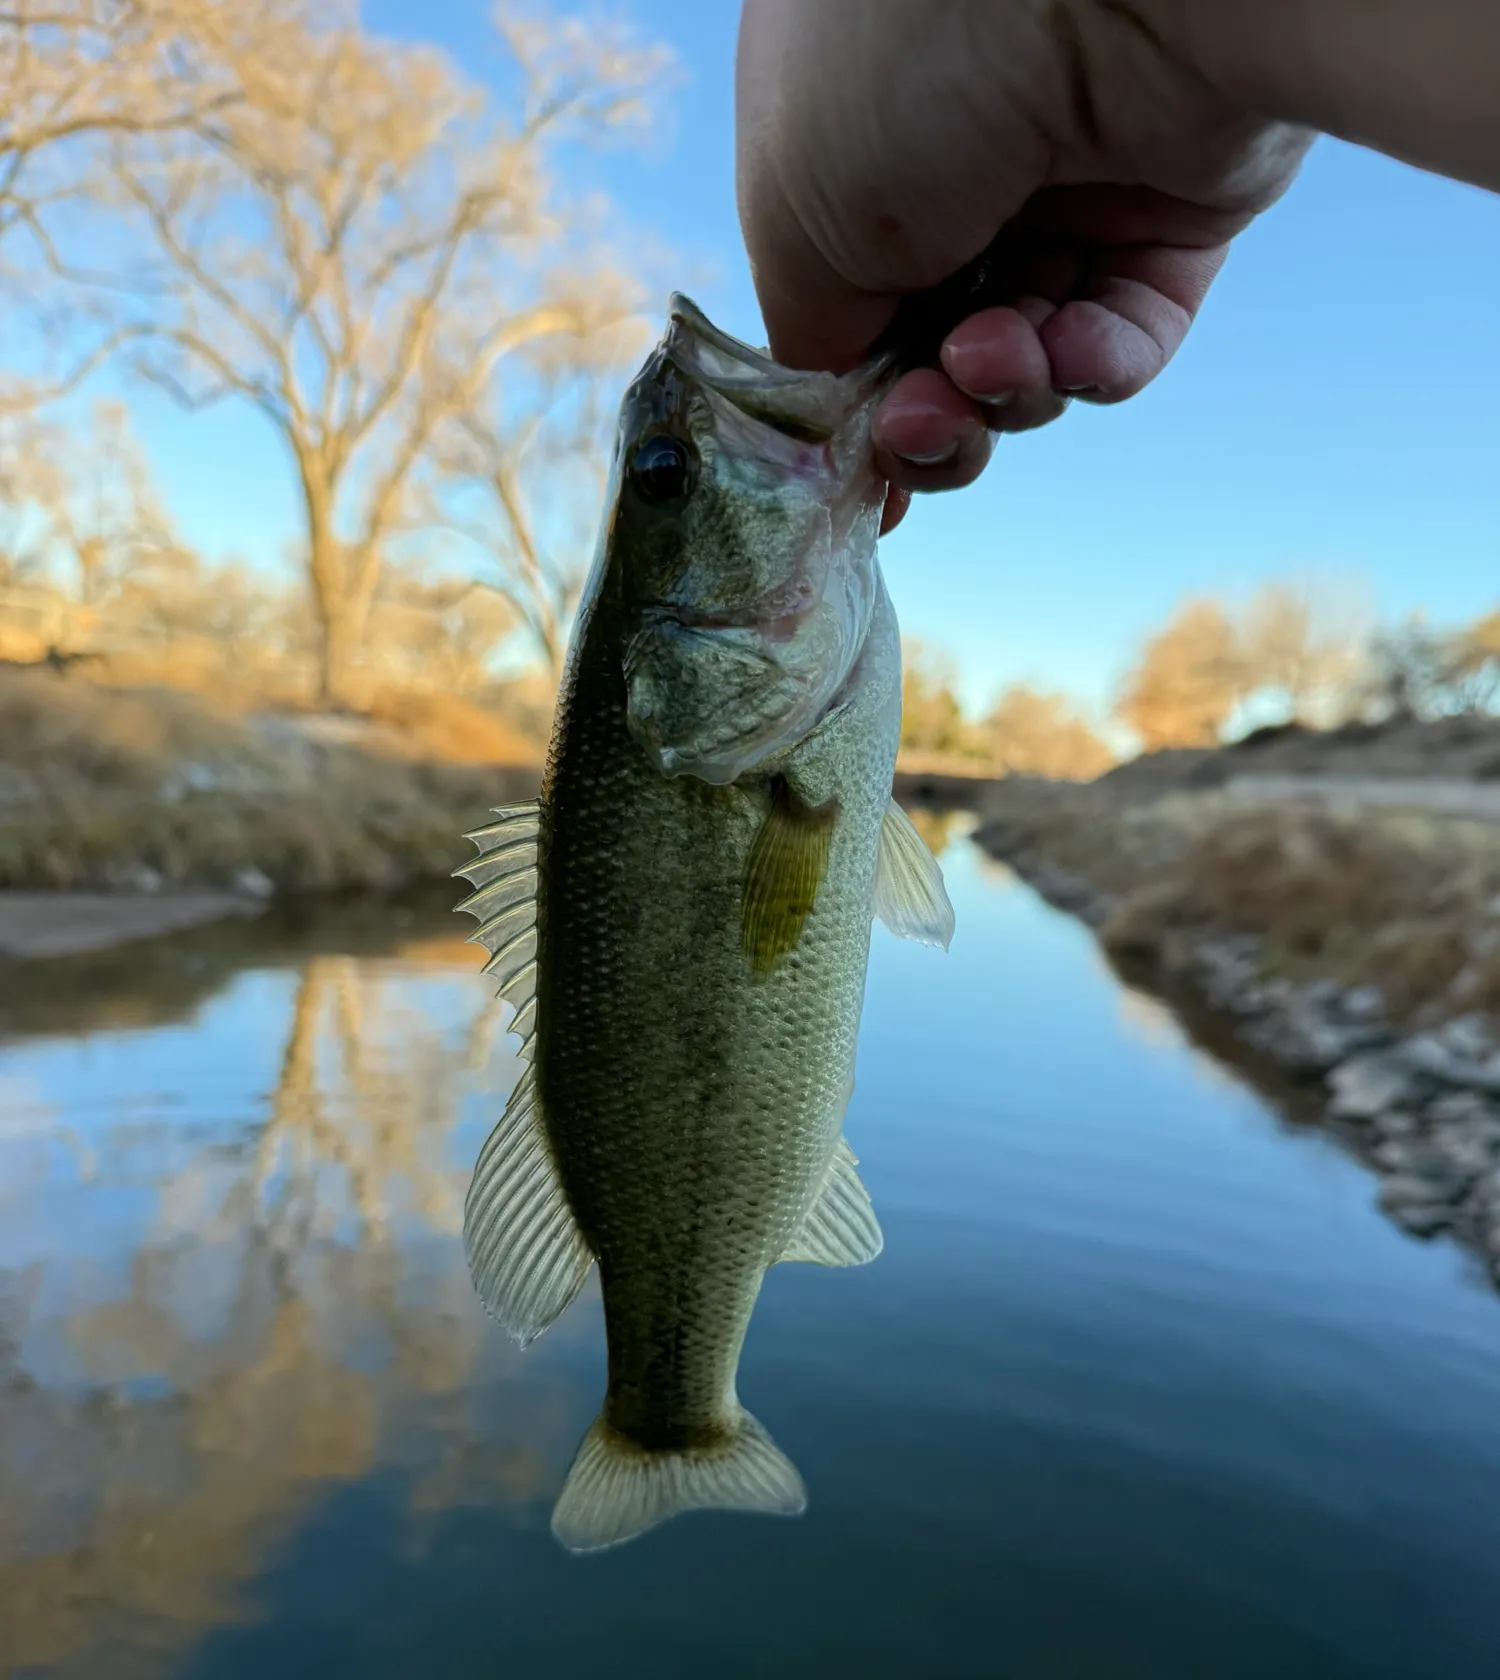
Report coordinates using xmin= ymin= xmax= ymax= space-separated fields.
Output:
xmin=1445 ymin=608 xmax=1500 ymax=714
xmin=0 ymin=397 xmax=177 ymax=614
xmin=0 ymin=0 xmax=319 ymax=406
xmin=86 ymin=1 xmax=666 ymax=703
xmin=1238 ymin=577 xmax=1369 ymax=726
xmin=1115 ymin=597 xmax=1246 ymax=751
xmin=1365 ymin=608 xmax=1500 ymax=721
xmin=428 ymin=358 xmax=631 ymax=680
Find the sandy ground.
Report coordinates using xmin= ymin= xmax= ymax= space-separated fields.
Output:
xmin=0 ymin=891 xmax=265 ymax=960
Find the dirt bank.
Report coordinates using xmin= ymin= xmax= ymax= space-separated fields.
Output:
xmin=0 ymin=668 xmax=541 ymax=895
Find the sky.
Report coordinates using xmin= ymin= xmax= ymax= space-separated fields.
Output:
xmin=118 ymin=0 xmax=1500 ymax=719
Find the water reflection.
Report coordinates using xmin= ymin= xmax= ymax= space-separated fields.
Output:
xmin=5 ymin=846 xmax=1500 ymax=1677
xmin=0 ymin=906 xmax=578 ymax=1679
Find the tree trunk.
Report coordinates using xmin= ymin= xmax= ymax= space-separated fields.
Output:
xmin=301 ymin=467 xmax=354 ymax=708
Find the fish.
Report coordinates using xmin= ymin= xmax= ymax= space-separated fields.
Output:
xmin=454 ymin=294 xmax=954 ymax=1554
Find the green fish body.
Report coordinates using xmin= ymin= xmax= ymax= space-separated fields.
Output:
xmin=457 ymin=298 xmax=953 ymax=1552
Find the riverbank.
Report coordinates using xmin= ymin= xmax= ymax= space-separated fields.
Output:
xmin=973 ymin=750 xmax=1500 ymax=1282
xmin=0 ymin=667 xmax=541 ymax=898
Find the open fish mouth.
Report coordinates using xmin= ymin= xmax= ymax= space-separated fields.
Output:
xmin=622 ymin=617 xmax=809 ymax=785
xmin=661 ymin=293 xmax=893 ymax=440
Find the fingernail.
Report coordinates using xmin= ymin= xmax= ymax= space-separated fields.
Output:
xmin=1055 ymin=384 xmax=1099 ymax=398
xmin=894 ymin=442 xmax=959 ymax=467
xmin=953 ymin=385 xmax=1015 ymax=408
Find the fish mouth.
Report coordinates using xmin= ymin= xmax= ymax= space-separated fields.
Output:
xmin=660 ymin=293 xmax=893 ymax=443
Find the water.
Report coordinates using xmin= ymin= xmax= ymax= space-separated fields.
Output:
xmin=4 ymin=826 xmax=1500 ymax=1679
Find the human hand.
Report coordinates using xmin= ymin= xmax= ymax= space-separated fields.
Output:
xmin=736 ymin=0 xmax=1313 ymax=527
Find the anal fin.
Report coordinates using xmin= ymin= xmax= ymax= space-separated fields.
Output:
xmin=779 ymin=1137 xmax=883 ymax=1267
xmin=463 ymin=1066 xmax=593 ymax=1347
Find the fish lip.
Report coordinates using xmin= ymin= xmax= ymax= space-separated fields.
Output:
xmin=666 ymin=294 xmax=786 ymax=382
xmin=664 ymin=292 xmax=896 ymax=414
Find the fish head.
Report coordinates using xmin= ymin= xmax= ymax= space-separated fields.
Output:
xmin=603 ymin=294 xmax=890 ymax=786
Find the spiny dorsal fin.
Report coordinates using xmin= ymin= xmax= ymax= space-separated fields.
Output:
xmin=455 ymin=799 xmax=540 ymax=1059
xmin=779 ymin=1137 xmax=883 ymax=1267
xmin=873 ymin=798 xmax=954 ymax=950
xmin=462 ymin=1066 xmax=593 ymax=1346
xmin=741 ymin=780 xmax=838 ymax=974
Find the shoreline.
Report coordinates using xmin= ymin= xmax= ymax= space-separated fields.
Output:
xmin=0 ymin=889 xmax=271 ymax=960
xmin=976 ymin=810 xmax=1500 ymax=1289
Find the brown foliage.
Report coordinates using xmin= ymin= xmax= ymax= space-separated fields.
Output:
xmin=900 ymin=640 xmax=978 ymax=762
xmin=362 ymin=688 xmax=538 ymax=767
xmin=1115 ymin=597 xmax=1245 ymax=751
xmin=984 ymin=683 xmax=1113 ymax=781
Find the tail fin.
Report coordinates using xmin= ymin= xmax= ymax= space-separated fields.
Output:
xmin=551 ymin=1411 xmax=806 ymax=1553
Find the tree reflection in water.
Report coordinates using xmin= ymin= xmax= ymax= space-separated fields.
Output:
xmin=0 ymin=921 xmax=588 ymax=1678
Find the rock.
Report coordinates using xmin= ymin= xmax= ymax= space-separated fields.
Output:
xmin=1373 ymin=1108 xmax=1419 ymax=1139
xmin=233 ymin=866 xmax=275 ymax=900
xmin=1438 ymin=1013 xmax=1498 ymax=1061
xmin=1396 ymin=1032 xmax=1463 ymax=1080
xmin=1425 ymin=1090 xmax=1496 ymax=1127
xmin=1393 ymin=1033 xmax=1500 ymax=1094
xmin=1226 ymin=985 xmax=1267 ymax=1017
xmin=1468 ymin=1167 xmax=1500 ymax=1218
xmin=1373 ymin=1140 xmax=1413 ymax=1172
xmin=1328 ymin=1052 xmax=1418 ymax=1120
xmin=1395 ymin=1143 xmax=1482 ymax=1201
xmin=1337 ymin=985 xmax=1387 ymax=1025
xmin=1379 ymin=1175 xmax=1458 ymax=1237
xmin=1428 ymin=1129 xmax=1499 ymax=1180
xmin=1195 ymin=941 xmax=1263 ymax=1010
xmin=1247 ymin=1010 xmax=1390 ymax=1077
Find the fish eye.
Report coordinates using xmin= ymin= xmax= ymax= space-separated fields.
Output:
xmin=630 ymin=434 xmax=694 ymax=505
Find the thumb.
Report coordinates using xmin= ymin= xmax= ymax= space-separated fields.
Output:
xmin=735 ymin=0 xmax=1045 ymax=374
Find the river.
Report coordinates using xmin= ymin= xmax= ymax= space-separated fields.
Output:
xmin=3 ymin=822 xmax=1500 ymax=1679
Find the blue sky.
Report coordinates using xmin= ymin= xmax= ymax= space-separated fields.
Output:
xmin=125 ymin=1 xmax=1500 ymax=719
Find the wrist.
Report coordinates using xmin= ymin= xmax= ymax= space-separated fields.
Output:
xmin=1131 ymin=0 xmax=1500 ymax=191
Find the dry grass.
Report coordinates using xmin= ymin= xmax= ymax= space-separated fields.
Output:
xmin=1181 ymin=806 xmax=1500 ymax=1017
xmin=977 ymin=779 xmax=1500 ymax=1024
xmin=361 ymin=688 xmax=540 ymax=766
xmin=0 ymin=668 xmax=540 ymax=892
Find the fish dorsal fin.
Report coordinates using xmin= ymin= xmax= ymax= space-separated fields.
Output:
xmin=779 ymin=1137 xmax=883 ymax=1267
xmin=462 ymin=1066 xmax=593 ymax=1347
xmin=455 ymin=800 xmax=541 ymax=1059
xmin=873 ymin=798 xmax=955 ymax=950
xmin=742 ymin=781 xmax=838 ymax=974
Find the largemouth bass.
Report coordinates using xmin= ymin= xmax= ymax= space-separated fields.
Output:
xmin=456 ymin=295 xmax=953 ymax=1553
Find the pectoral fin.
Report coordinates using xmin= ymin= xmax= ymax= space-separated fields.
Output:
xmin=779 ymin=1137 xmax=883 ymax=1267
xmin=741 ymin=781 xmax=838 ymax=974
xmin=873 ymin=798 xmax=954 ymax=950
